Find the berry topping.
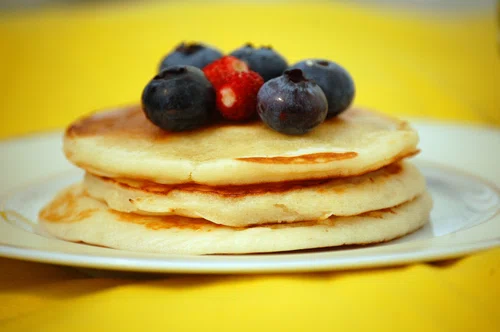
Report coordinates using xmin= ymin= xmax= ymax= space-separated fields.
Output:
xmin=159 ymin=42 xmax=223 ymax=71
xmin=257 ymin=69 xmax=328 ymax=135
xmin=289 ymin=59 xmax=355 ymax=117
xmin=142 ymin=65 xmax=216 ymax=132
xmin=230 ymin=43 xmax=288 ymax=82
xmin=203 ymin=56 xmax=249 ymax=89
xmin=216 ymin=71 xmax=264 ymax=121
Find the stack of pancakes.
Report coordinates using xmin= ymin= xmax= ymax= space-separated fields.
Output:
xmin=39 ymin=107 xmax=432 ymax=255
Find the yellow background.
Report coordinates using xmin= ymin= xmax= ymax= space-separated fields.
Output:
xmin=0 ymin=1 xmax=499 ymax=331
xmin=0 ymin=1 xmax=499 ymax=139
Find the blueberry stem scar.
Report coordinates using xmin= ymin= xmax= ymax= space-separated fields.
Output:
xmin=284 ymin=69 xmax=308 ymax=83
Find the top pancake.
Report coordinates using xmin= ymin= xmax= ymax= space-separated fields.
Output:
xmin=64 ymin=106 xmax=419 ymax=185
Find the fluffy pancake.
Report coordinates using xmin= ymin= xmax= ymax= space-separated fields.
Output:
xmin=38 ymin=184 xmax=432 ymax=255
xmin=64 ymin=106 xmax=419 ymax=185
xmin=84 ymin=161 xmax=426 ymax=227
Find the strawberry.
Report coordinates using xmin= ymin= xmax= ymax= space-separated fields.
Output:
xmin=203 ymin=56 xmax=249 ymax=88
xmin=216 ymin=71 xmax=264 ymax=121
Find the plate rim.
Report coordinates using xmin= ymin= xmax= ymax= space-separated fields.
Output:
xmin=0 ymin=239 xmax=499 ymax=274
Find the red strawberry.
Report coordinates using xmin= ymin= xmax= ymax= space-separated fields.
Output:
xmin=203 ymin=56 xmax=249 ymax=88
xmin=216 ymin=71 xmax=264 ymax=121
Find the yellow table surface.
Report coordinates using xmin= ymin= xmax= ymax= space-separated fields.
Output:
xmin=0 ymin=2 xmax=499 ymax=331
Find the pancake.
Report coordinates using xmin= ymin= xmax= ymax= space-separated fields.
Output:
xmin=64 ymin=106 xmax=419 ymax=185
xmin=83 ymin=161 xmax=426 ymax=227
xmin=38 ymin=184 xmax=432 ymax=255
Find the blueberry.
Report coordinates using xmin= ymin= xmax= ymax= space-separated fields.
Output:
xmin=289 ymin=59 xmax=355 ymax=117
xmin=159 ymin=42 xmax=223 ymax=71
xmin=230 ymin=43 xmax=288 ymax=82
xmin=257 ymin=69 xmax=328 ymax=135
xmin=142 ymin=65 xmax=216 ymax=132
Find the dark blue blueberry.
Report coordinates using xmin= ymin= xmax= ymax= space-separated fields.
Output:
xmin=142 ymin=65 xmax=215 ymax=132
xmin=289 ymin=59 xmax=355 ymax=117
xmin=257 ymin=69 xmax=328 ymax=135
xmin=230 ymin=44 xmax=288 ymax=82
xmin=159 ymin=42 xmax=223 ymax=71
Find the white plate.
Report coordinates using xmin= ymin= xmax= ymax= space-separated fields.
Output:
xmin=0 ymin=121 xmax=499 ymax=274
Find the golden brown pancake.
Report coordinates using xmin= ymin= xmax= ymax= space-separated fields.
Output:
xmin=39 ymin=184 xmax=433 ymax=255
xmin=64 ymin=106 xmax=419 ymax=185
xmin=83 ymin=161 xmax=427 ymax=227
